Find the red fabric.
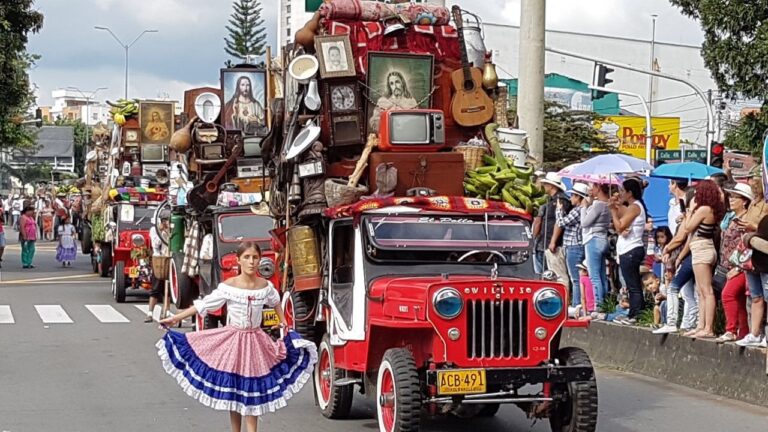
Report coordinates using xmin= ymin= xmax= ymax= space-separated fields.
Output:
xmin=323 ymin=20 xmax=459 ymax=76
xmin=325 ymin=196 xmax=531 ymax=220
xmin=721 ymin=272 xmax=749 ymax=338
xmin=320 ymin=0 xmax=451 ymax=25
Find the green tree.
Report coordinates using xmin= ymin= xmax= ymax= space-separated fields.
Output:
xmin=723 ymin=111 xmax=768 ymax=156
xmin=0 ymin=1 xmax=44 ymax=151
xmin=48 ymin=118 xmax=87 ymax=177
xmin=224 ymin=0 xmax=267 ymax=66
xmin=512 ymin=101 xmax=610 ymax=170
xmin=1 ymin=159 xmax=51 ymax=187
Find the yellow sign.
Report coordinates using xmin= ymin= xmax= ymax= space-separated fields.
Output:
xmin=595 ymin=116 xmax=681 ymax=159
xmin=437 ymin=369 xmax=487 ymax=395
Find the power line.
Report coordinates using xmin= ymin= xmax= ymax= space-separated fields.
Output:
xmin=621 ymin=92 xmax=698 ymax=108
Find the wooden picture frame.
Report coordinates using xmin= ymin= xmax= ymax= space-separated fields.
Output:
xmin=220 ymin=67 xmax=268 ymax=136
xmin=365 ymin=52 xmax=434 ymax=135
xmin=138 ymin=101 xmax=174 ymax=145
xmin=314 ymin=34 xmax=356 ymax=79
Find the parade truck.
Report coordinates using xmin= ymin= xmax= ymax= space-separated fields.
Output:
xmin=93 ymin=187 xmax=167 ymax=303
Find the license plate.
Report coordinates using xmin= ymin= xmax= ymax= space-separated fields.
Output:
xmin=128 ymin=267 xmax=139 ymax=278
xmin=261 ymin=309 xmax=279 ymax=327
xmin=437 ymin=369 xmax=487 ymax=395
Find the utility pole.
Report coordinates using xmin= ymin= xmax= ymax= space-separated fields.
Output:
xmin=648 ymin=14 xmax=658 ymax=116
xmin=518 ymin=0 xmax=546 ymax=166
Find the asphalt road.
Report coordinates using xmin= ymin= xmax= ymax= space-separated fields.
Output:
xmin=2 ymin=236 xmax=768 ymax=431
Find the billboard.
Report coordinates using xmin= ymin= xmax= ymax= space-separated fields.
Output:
xmin=595 ymin=116 xmax=681 ymax=159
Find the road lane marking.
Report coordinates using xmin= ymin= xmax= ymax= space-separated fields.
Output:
xmin=34 ymin=305 xmax=74 ymax=323
xmin=85 ymin=305 xmax=129 ymax=323
xmin=0 ymin=274 xmax=99 ymax=285
xmin=0 ymin=305 xmax=14 ymax=324
xmin=135 ymin=304 xmax=168 ymax=322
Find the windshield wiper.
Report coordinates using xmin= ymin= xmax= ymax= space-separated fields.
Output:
xmin=135 ymin=214 xmax=148 ymax=226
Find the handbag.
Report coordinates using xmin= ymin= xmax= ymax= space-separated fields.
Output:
xmin=729 ymin=239 xmax=753 ymax=271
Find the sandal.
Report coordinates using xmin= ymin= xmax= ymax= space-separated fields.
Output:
xmin=684 ymin=328 xmax=702 ymax=337
xmin=716 ymin=332 xmax=736 ymax=343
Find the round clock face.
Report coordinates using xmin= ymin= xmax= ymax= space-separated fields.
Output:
xmin=331 ymin=85 xmax=356 ymax=111
xmin=126 ymin=130 xmax=138 ymax=141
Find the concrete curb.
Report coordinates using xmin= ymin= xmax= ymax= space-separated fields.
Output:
xmin=563 ymin=321 xmax=768 ymax=408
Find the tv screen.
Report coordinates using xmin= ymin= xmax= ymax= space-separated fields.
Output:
xmin=141 ymin=144 xmax=166 ymax=162
xmin=201 ymin=144 xmax=224 ymax=159
xmin=243 ymin=137 xmax=263 ymax=157
xmin=391 ymin=114 xmax=429 ymax=144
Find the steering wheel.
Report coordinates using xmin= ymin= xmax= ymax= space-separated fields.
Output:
xmin=457 ymin=250 xmax=508 ymax=263
xmin=152 ymin=199 xmax=171 ymax=247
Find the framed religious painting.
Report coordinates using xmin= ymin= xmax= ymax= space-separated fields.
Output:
xmin=138 ymin=101 xmax=174 ymax=145
xmin=220 ymin=68 xmax=268 ymax=136
xmin=365 ymin=52 xmax=434 ymax=135
xmin=314 ymin=34 xmax=356 ymax=79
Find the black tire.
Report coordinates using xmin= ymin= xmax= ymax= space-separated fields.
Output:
xmin=549 ymin=347 xmax=598 ymax=432
xmin=376 ymin=348 xmax=421 ymax=432
xmin=476 ymin=403 xmax=501 ymax=417
xmin=113 ymin=261 xmax=126 ymax=303
xmin=81 ymin=223 xmax=92 ymax=255
xmin=99 ymin=243 xmax=112 ymax=278
xmin=289 ymin=290 xmax=321 ymax=344
xmin=171 ymin=252 xmax=197 ymax=308
xmin=315 ymin=334 xmax=353 ymax=419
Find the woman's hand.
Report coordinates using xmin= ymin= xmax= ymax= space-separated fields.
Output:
xmin=736 ymin=219 xmax=758 ymax=232
xmin=726 ymin=267 xmax=741 ymax=280
xmin=159 ymin=315 xmax=179 ymax=327
xmin=271 ymin=322 xmax=288 ymax=330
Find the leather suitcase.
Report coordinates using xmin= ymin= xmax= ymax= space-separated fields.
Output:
xmin=368 ymin=152 xmax=465 ymax=197
xmin=231 ymin=177 xmax=269 ymax=194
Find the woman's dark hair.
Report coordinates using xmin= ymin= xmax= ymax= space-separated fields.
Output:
xmin=22 ymin=206 xmax=35 ymax=213
xmin=622 ymin=177 xmax=649 ymax=217
xmin=236 ymin=241 xmax=262 ymax=258
xmin=694 ymin=179 xmax=726 ymax=222
xmin=597 ymin=183 xmax=612 ymax=196
xmin=654 ymin=226 xmax=672 ymax=245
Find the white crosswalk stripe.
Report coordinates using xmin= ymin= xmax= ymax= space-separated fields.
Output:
xmin=0 ymin=305 xmax=15 ymax=324
xmin=85 ymin=305 xmax=130 ymax=323
xmin=35 ymin=305 xmax=74 ymax=324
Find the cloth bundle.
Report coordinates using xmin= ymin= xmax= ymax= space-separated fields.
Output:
xmin=320 ymin=0 xmax=451 ymax=25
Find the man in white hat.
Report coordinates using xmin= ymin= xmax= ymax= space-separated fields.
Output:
xmin=533 ymin=172 xmax=570 ymax=286
xmin=11 ymin=194 xmax=23 ymax=231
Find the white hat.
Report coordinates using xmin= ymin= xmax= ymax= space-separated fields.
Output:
xmin=569 ymin=182 xmax=590 ymax=198
xmin=540 ymin=172 xmax=566 ymax=191
xmin=534 ymin=169 xmax=546 ymax=178
xmin=724 ymin=183 xmax=755 ymax=202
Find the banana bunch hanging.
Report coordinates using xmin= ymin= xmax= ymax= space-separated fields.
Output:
xmin=107 ymin=98 xmax=139 ymax=125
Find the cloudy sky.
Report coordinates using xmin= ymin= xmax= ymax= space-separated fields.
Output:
xmin=28 ymin=0 xmax=705 ymax=106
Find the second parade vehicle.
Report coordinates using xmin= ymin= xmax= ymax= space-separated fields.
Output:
xmin=287 ymin=198 xmax=597 ymax=432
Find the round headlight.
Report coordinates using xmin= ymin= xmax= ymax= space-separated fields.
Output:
xmin=534 ymin=288 xmax=563 ymax=319
xmin=131 ymin=234 xmax=145 ymax=247
xmin=258 ymin=257 xmax=275 ymax=278
xmin=433 ymin=287 xmax=463 ymax=319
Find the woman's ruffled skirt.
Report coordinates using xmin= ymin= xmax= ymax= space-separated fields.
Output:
xmin=157 ymin=326 xmax=317 ymax=416
xmin=56 ymin=245 xmax=77 ymax=262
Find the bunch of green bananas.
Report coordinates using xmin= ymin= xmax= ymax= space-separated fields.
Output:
xmin=464 ymin=158 xmax=547 ymax=214
xmin=106 ymin=98 xmax=139 ymax=117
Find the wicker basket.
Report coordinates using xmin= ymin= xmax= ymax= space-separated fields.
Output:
xmin=454 ymin=145 xmax=487 ymax=172
xmin=325 ymin=178 xmax=367 ymax=208
xmin=152 ymin=256 xmax=171 ymax=281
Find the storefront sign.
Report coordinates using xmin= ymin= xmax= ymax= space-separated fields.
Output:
xmin=595 ymin=116 xmax=681 ymax=159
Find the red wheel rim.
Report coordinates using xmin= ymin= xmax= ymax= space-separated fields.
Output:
xmin=284 ymin=295 xmax=295 ymax=329
xmin=380 ymin=366 xmax=395 ymax=432
xmin=318 ymin=346 xmax=332 ymax=404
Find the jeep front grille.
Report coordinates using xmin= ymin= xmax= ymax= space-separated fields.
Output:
xmin=466 ymin=299 xmax=528 ymax=359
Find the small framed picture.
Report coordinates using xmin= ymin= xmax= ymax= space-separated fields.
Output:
xmin=138 ymin=101 xmax=174 ymax=145
xmin=315 ymin=34 xmax=356 ymax=79
xmin=221 ymin=68 xmax=268 ymax=136
xmin=365 ymin=52 xmax=434 ymax=134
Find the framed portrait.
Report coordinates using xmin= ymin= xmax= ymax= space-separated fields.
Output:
xmin=138 ymin=101 xmax=174 ymax=145
xmin=365 ymin=52 xmax=434 ymax=134
xmin=220 ymin=68 xmax=268 ymax=136
xmin=315 ymin=35 xmax=356 ymax=79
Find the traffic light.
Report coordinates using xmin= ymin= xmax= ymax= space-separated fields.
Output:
xmin=710 ymin=142 xmax=724 ymax=168
xmin=592 ymin=64 xmax=614 ymax=100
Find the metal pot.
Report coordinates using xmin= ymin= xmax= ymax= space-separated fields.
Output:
xmin=461 ymin=10 xmax=486 ymax=68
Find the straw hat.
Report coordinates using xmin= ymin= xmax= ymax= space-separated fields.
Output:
xmin=724 ymin=183 xmax=755 ymax=202
xmin=540 ymin=172 xmax=566 ymax=192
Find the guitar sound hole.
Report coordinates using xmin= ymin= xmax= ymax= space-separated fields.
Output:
xmin=464 ymin=80 xmax=475 ymax=91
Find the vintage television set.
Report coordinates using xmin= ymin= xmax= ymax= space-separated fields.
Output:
xmin=140 ymin=143 xmax=169 ymax=163
xmin=377 ymin=109 xmax=446 ymax=152
xmin=199 ymin=143 xmax=225 ymax=160
xmin=243 ymin=136 xmax=263 ymax=158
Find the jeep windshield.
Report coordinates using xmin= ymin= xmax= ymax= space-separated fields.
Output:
xmin=218 ymin=214 xmax=273 ymax=250
xmin=118 ymin=206 xmax=156 ymax=231
xmin=364 ymin=215 xmax=531 ymax=264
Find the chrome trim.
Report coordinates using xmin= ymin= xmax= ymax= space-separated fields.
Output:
xmin=468 ymin=298 xmax=528 ymax=359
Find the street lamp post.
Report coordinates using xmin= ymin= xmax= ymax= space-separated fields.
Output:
xmin=648 ymin=14 xmax=659 ymax=116
xmin=93 ymin=27 xmax=158 ymax=99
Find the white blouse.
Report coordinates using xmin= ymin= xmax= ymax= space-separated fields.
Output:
xmin=193 ymin=282 xmax=280 ymax=329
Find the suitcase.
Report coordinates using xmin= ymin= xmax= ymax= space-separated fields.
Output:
xmin=230 ymin=177 xmax=269 ymax=194
xmin=368 ymin=152 xmax=465 ymax=197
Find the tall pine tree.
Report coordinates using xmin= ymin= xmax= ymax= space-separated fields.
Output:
xmin=224 ymin=0 xmax=267 ymax=65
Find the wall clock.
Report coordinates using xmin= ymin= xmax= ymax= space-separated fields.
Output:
xmin=321 ymin=79 xmax=364 ymax=147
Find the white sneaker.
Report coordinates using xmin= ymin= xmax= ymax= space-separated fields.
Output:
xmin=652 ymin=324 xmax=678 ymax=335
xmin=736 ymin=334 xmax=764 ymax=347
xmin=760 ymin=337 xmax=768 ymax=348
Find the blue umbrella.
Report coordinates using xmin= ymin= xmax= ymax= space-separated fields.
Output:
xmin=650 ymin=162 xmax=724 ymax=180
xmin=565 ymin=154 xmax=653 ymax=176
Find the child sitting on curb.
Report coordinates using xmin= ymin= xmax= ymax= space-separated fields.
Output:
xmin=569 ymin=261 xmax=596 ymax=320
xmin=642 ymin=272 xmax=667 ymax=327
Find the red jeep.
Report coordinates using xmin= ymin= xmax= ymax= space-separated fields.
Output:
xmin=168 ymin=206 xmax=281 ymax=331
xmin=292 ymin=200 xmax=597 ymax=432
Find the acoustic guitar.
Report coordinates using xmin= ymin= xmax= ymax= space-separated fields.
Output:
xmin=450 ymin=6 xmax=494 ymax=127
xmin=186 ymin=139 xmax=243 ymax=213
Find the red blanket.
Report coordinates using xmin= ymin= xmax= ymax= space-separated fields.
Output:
xmin=324 ymin=195 xmax=531 ymax=220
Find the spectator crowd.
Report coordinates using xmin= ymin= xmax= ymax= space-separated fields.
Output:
xmin=533 ymin=163 xmax=768 ymax=346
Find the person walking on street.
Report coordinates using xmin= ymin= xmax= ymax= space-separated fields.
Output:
xmin=56 ymin=215 xmax=77 ymax=267
xmin=0 ymin=209 xmax=5 ymax=268
xmin=19 ymin=206 xmax=38 ymax=269
xmin=145 ymin=214 xmax=170 ymax=323
xmin=11 ymin=195 xmax=22 ymax=231
xmin=158 ymin=241 xmax=317 ymax=432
